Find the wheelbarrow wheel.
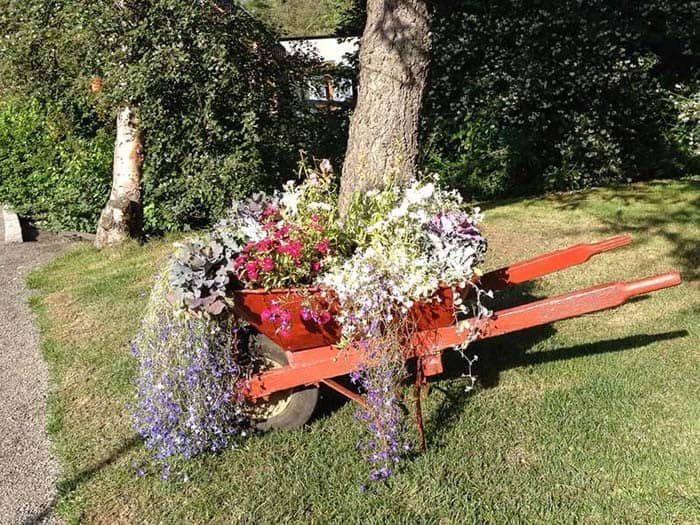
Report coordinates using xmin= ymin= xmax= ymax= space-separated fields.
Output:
xmin=249 ymin=334 xmax=319 ymax=432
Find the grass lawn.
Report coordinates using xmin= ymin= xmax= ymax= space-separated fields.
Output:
xmin=28 ymin=178 xmax=699 ymax=524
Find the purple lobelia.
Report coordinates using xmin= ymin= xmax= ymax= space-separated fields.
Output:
xmin=350 ymin=332 xmax=412 ymax=489
xmin=131 ymin=273 xmax=249 ymax=478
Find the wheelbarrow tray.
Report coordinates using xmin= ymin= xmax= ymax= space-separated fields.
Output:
xmin=235 ymin=235 xmax=681 ymax=402
xmin=232 ymin=234 xmax=634 ymax=351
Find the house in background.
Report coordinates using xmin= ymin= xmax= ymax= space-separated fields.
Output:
xmin=280 ymin=36 xmax=358 ymax=107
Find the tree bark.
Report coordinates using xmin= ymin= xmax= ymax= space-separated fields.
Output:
xmin=338 ymin=0 xmax=431 ymax=216
xmin=95 ymin=105 xmax=143 ymax=248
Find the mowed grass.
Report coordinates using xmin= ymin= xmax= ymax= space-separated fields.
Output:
xmin=28 ymin=178 xmax=699 ymax=524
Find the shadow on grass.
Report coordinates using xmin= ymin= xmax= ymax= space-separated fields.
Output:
xmin=21 ymin=435 xmax=141 ymax=525
xmin=548 ymin=180 xmax=700 ymax=280
xmin=423 ymin=329 xmax=688 ymax=450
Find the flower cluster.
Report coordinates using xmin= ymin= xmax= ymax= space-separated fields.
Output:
xmin=350 ymin=338 xmax=410 ymax=488
xmin=131 ymin=274 xmax=249 ymax=478
xmin=213 ymin=161 xmax=346 ymax=291
xmin=324 ymin=177 xmax=489 ymax=336
xmin=260 ymin=300 xmax=293 ymax=336
xmin=319 ymin=177 xmax=489 ymax=486
xmin=232 ymin=210 xmax=330 ymax=289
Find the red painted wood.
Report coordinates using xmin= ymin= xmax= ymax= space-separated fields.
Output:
xmin=481 ymin=271 xmax=681 ymax=338
xmin=320 ymin=379 xmax=369 ymax=408
xmin=233 ymin=236 xmax=632 ymax=351
xmin=242 ymin=271 xmax=680 ymax=400
xmin=245 ymin=344 xmax=364 ymax=398
xmin=478 ymin=234 xmax=632 ymax=290
xmin=233 ymin=285 xmax=459 ymax=351
xmin=231 ymin=288 xmax=342 ymax=351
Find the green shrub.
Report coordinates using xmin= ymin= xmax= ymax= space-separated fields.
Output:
xmin=421 ymin=0 xmax=697 ymax=198
xmin=87 ymin=0 xmax=320 ymax=233
xmin=670 ymin=85 xmax=700 ymax=162
xmin=0 ymin=97 xmax=112 ymax=231
xmin=2 ymin=1 xmax=324 ymax=234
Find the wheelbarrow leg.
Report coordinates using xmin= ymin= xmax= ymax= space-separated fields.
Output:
xmin=414 ymin=358 xmax=427 ymax=452
xmin=320 ymin=378 xmax=369 ymax=409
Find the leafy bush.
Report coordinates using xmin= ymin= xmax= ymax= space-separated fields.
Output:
xmin=0 ymin=97 xmax=112 ymax=231
xmin=421 ymin=0 xmax=698 ymax=198
xmin=2 ymin=1 xmax=327 ymax=234
xmin=85 ymin=0 xmax=321 ymax=233
xmin=670 ymin=84 xmax=700 ymax=161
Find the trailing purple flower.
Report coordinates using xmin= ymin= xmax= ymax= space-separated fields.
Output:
xmin=131 ymin=274 xmax=249 ymax=477
xmin=350 ymin=338 xmax=410 ymax=486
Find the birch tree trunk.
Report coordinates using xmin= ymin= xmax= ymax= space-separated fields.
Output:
xmin=338 ymin=0 xmax=431 ymax=216
xmin=95 ymin=105 xmax=143 ymax=248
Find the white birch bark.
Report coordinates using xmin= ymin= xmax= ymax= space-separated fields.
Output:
xmin=95 ymin=105 xmax=143 ymax=248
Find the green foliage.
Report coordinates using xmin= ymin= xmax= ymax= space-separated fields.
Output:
xmin=241 ymin=0 xmax=353 ymax=36
xmin=669 ymin=84 xmax=700 ymax=161
xmin=43 ymin=0 xmax=319 ymax=233
xmin=86 ymin=1 xmax=309 ymax=232
xmin=422 ymin=0 xmax=699 ymax=198
xmin=1 ymin=0 xmax=330 ymax=234
xmin=0 ymin=97 xmax=112 ymax=231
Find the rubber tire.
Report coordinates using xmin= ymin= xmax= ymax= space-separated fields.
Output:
xmin=250 ymin=334 xmax=319 ymax=431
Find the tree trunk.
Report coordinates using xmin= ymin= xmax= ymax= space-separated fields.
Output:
xmin=95 ymin=105 xmax=143 ymax=249
xmin=338 ymin=0 xmax=431 ymax=216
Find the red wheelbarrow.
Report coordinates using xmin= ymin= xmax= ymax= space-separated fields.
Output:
xmin=232 ymin=235 xmax=681 ymax=435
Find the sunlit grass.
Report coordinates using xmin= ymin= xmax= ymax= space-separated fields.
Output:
xmin=28 ymin=178 xmax=699 ymax=523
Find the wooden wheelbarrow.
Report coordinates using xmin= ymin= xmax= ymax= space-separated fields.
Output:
xmin=232 ymin=235 xmax=681 ymax=437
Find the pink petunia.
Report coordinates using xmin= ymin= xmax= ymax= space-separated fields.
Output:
xmin=286 ymin=241 xmax=302 ymax=258
xmin=255 ymin=238 xmax=273 ymax=252
xmin=260 ymin=256 xmax=274 ymax=272
xmin=262 ymin=205 xmax=279 ymax=218
xmin=245 ymin=261 xmax=259 ymax=282
xmin=273 ymin=223 xmax=291 ymax=240
xmin=314 ymin=239 xmax=329 ymax=255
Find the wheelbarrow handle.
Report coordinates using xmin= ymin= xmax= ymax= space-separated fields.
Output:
xmin=477 ymin=271 xmax=682 ymax=339
xmin=623 ymin=271 xmax=682 ymax=296
xmin=478 ymin=234 xmax=632 ymax=290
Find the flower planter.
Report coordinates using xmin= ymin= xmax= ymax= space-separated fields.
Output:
xmin=232 ymin=285 xmax=461 ymax=351
xmin=231 ymin=288 xmax=342 ymax=351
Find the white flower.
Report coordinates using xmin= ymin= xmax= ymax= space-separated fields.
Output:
xmin=280 ymin=183 xmax=300 ymax=216
xmin=388 ymin=201 xmax=409 ymax=219
xmin=239 ymin=217 xmax=265 ymax=241
xmin=308 ymin=201 xmax=332 ymax=211
xmin=405 ymin=181 xmax=435 ymax=204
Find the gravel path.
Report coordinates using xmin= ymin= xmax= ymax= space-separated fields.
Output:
xmin=0 ymin=218 xmax=71 ymax=525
